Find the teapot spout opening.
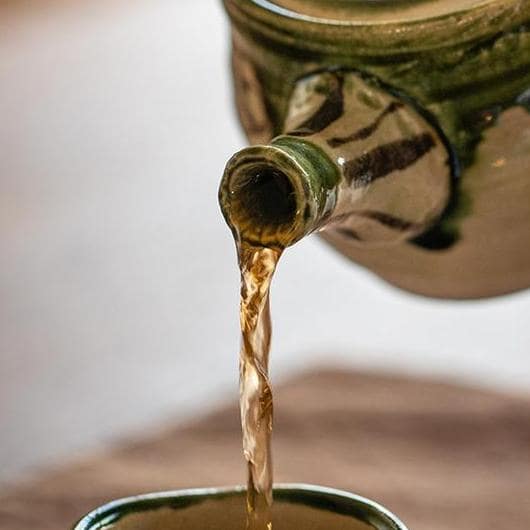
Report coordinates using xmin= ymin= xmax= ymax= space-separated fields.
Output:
xmin=219 ymin=143 xmax=331 ymax=248
xmin=228 ymin=164 xmax=297 ymax=237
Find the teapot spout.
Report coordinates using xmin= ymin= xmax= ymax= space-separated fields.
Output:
xmin=219 ymin=138 xmax=339 ymax=248
xmin=220 ymin=70 xmax=452 ymax=249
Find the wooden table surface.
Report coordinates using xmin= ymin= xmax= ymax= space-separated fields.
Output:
xmin=1 ymin=369 xmax=529 ymax=530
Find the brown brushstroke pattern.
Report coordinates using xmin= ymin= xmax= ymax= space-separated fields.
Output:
xmin=352 ymin=210 xmax=424 ymax=232
xmin=327 ymin=101 xmax=404 ymax=148
xmin=335 ymin=227 xmax=363 ymax=241
xmin=288 ymin=74 xmax=344 ymax=137
xmin=344 ymin=132 xmax=435 ymax=188
xmin=332 ymin=210 xmax=424 ymax=237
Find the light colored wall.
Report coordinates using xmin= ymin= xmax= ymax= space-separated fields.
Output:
xmin=1 ymin=0 xmax=529 ymax=485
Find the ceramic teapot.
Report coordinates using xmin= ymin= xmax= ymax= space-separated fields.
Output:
xmin=218 ymin=0 xmax=530 ymax=299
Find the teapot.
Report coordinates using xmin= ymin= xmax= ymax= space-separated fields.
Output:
xmin=218 ymin=0 xmax=530 ymax=299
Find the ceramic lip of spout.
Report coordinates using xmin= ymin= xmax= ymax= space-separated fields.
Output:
xmin=219 ymin=139 xmax=339 ymax=249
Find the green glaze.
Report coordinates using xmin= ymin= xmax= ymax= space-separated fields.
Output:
xmin=271 ymin=136 xmax=340 ymax=192
xmin=221 ymin=0 xmax=530 ymax=298
xmin=226 ymin=0 xmax=530 ymax=163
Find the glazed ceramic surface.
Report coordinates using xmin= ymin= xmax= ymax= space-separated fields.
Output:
xmin=72 ymin=484 xmax=407 ymax=530
xmin=223 ymin=0 xmax=530 ymax=298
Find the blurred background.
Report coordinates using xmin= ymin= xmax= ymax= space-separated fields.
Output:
xmin=1 ymin=0 xmax=529 ymax=488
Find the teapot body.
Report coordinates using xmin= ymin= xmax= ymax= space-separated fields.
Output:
xmin=223 ymin=0 xmax=530 ymax=298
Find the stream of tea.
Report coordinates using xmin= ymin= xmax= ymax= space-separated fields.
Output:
xmin=237 ymin=242 xmax=283 ymax=530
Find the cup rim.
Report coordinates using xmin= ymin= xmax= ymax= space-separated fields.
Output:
xmin=72 ymin=483 xmax=408 ymax=530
